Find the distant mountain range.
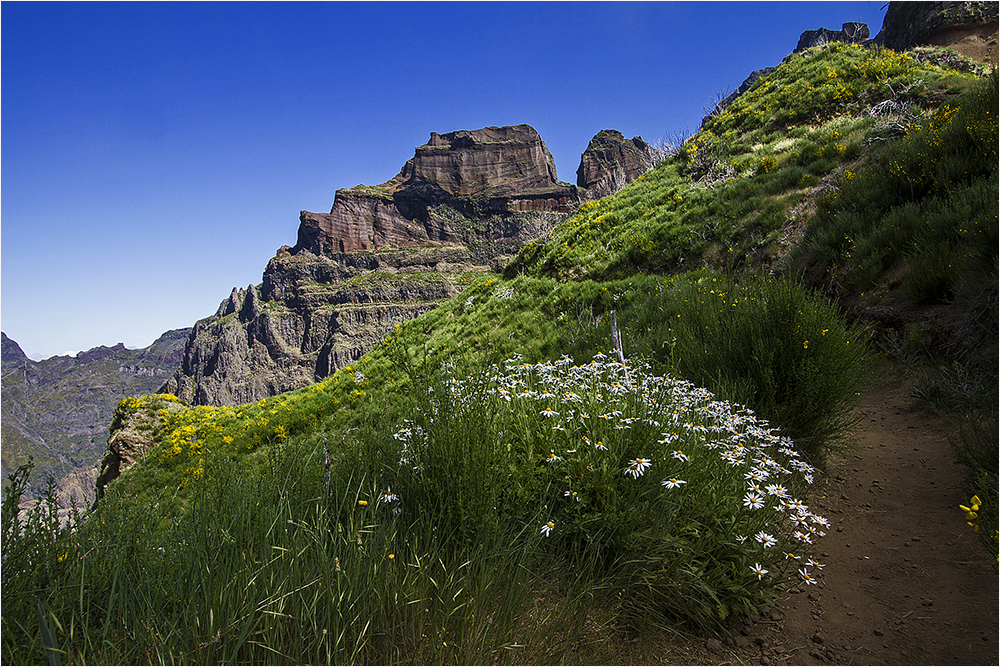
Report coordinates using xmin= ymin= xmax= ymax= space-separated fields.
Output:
xmin=1 ymin=329 xmax=188 ymax=500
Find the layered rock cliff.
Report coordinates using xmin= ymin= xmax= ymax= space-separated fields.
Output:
xmin=292 ymin=124 xmax=581 ymax=257
xmin=160 ymin=124 xmax=654 ymax=406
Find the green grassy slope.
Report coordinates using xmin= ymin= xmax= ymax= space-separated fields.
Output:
xmin=509 ymin=43 xmax=986 ymax=280
xmin=3 ymin=43 xmax=996 ymax=664
xmin=107 ymin=43 xmax=993 ymax=508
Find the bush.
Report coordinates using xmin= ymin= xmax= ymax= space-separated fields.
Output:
xmin=620 ymin=271 xmax=870 ymax=464
xmin=387 ymin=353 xmax=829 ymax=630
xmin=793 ymin=73 xmax=999 ymax=296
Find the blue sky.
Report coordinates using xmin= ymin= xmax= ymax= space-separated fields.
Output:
xmin=2 ymin=1 xmax=887 ymax=360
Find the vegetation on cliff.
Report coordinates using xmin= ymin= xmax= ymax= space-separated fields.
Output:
xmin=3 ymin=41 xmax=996 ymax=664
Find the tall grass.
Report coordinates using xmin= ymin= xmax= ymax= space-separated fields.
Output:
xmin=625 ymin=271 xmax=871 ymax=463
xmin=3 ymin=451 xmax=584 ymax=665
xmin=4 ymin=346 xmax=838 ymax=663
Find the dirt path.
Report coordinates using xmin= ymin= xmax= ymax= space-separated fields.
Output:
xmin=701 ymin=362 xmax=999 ymax=666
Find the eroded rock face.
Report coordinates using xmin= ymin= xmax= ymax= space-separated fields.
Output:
xmin=393 ymin=125 xmax=564 ymax=198
xmin=162 ymin=124 xmax=654 ymax=406
xmin=158 ymin=248 xmax=468 ymax=405
xmin=294 ymin=124 xmax=580 ymax=257
xmin=576 ymin=130 xmax=656 ymax=200
xmin=877 ymin=1 xmax=999 ymax=52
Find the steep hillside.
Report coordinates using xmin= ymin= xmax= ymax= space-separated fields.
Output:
xmin=509 ymin=41 xmax=990 ymax=281
xmin=4 ymin=4 xmax=997 ymax=665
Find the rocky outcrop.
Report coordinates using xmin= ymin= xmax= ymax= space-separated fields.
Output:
xmin=95 ymin=395 xmax=188 ymax=501
xmin=293 ymin=125 xmax=580 ymax=257
xmin=794 ymin=22 xmax=870 ymax=52
xmin=1 ymin=330 xmax=188 ymax=501
xmin=159 ymin=244 xmax=477 ymax=405
xmin=876 ymin=1 xmax=998 ymax=52
xmin=576 ymin=130 xmax=657 ymax=200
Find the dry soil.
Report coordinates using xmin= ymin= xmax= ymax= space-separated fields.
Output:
xmin=695 ymin=362 xmax=999 ymax=666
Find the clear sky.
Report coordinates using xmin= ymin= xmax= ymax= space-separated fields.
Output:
xmin=2 ymin=1 xmax=887 ymax=360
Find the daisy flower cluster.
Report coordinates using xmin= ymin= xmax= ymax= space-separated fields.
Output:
xmin=391 ymin=353 xmax=828 ymax=588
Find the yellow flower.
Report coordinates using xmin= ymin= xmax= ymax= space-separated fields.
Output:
xmin=358 ymin=500 xmax=368 ymax=506
xmin=960 ymin=495 xmax=982 ymax=520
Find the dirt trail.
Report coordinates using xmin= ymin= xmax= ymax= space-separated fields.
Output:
xmin=704 ymin=362 xmax=998 ymax=666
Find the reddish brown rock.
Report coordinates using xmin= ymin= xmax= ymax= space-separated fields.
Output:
xmin=389 ymin=125 xmax=565 ymax=198
xmin=293 ymin=124 xmax=580 ymax=257
xmin=296 ymin=199 xmax=436 ymax=255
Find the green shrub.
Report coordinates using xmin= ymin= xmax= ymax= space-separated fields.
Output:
xmin=793 ymin=73 xmax=998 ymax=296
xmin=384 ymin=353 xmax=829 ymax=630
xmin=620 ymin=271 xmax=870 ymax=463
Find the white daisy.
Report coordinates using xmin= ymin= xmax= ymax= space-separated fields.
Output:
xmin=624 ymin=458 xmax=652 ymax=478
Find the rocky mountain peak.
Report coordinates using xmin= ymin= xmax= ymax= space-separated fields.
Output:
xmin=1 ymin=332 xmax=29 ymax=364
xmin=292 ymin=124 xmax=580 ymax=257
xmin=391 ymin=124 xmax=564 ymax=198
xmin=216 ymin=287 xmax=247 ymax=317
xmin=163 ymin=124 xmax=659 ymax=407
xmin=576 ymin=129 xmax=657 ymax=200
